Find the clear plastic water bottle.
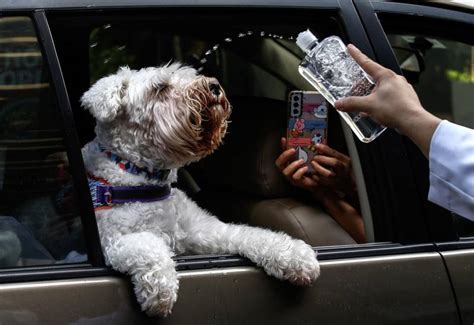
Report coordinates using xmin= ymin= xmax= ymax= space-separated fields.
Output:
xmin=296 ymin=29 xmax=386 ymax=143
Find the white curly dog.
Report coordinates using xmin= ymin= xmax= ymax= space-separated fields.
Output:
xmin=80 ymin=63 xmax=320 ymax=317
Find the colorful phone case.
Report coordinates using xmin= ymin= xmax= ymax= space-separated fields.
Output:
xmin=287 ymin=90 xmax=328 ymax=172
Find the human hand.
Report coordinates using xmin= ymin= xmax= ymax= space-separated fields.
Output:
xmin=335 ymin=44 xmax=427 ymax=131
xmin=334 ymin=44 xmax=441 ymax=157
xmin=311 ymin=144 xmax=355 ymax=196
xmin=275 ymin=137 xmax=320 ymax=192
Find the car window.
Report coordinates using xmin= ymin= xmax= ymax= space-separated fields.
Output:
xmin=0 ymin=16 xmax=88 ymax=267
xmin=48 ymin=10 xmax=425 ymax=249
xmin=380 ymin=18 xmax=474 ymax=238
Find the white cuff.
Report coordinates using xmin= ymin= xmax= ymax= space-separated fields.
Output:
xmin=428 ymin=120 xmax=474 ymax=220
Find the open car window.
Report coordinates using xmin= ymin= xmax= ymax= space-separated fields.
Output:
xmin=47 ymin=9 xmax=442 ymax=252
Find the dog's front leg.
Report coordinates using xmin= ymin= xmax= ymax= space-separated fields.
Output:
xmin=104 ymin=232 xmax=178 ymax=317
xmin=178 ymin=193 xmax=320 ymax=286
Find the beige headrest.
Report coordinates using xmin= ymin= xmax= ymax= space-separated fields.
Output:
xmin=191 ymin=96 xmax=293 ymax=198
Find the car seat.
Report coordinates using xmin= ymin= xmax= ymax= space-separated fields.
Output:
xmin=184 ymin=96 xmax=356 ymax=246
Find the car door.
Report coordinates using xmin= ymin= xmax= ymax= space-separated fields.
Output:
xmin=355 ymin=0 xmax=474 ymax=324
xmin=0 ymin=1 xmax=460 ymax=324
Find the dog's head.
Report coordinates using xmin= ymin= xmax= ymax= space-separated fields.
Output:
xmin=81 ymin=63 xmax=231 ymax=169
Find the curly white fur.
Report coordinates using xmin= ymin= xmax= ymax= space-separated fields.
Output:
xmin=81 ymin=63 xmax=320 ymax=317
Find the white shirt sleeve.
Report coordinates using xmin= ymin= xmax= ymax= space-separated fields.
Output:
xmin=428 ymin=120 xmax=474 ymax=220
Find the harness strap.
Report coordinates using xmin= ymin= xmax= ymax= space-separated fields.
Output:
xmin=88 ymin=177 xmax=171 ymax=210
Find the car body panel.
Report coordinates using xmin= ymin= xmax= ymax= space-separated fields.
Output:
xmin=442 ymin=249 xmax=474 ymax=325
xmin=0 ymin=253 xmax=459 ymax=324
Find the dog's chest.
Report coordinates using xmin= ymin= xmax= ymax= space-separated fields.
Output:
xmin=94 ymin=190 xmax=186 ymax=241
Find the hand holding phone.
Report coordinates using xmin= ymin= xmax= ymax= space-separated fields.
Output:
xmin=287 ymin=90 xmax=328 ymax=172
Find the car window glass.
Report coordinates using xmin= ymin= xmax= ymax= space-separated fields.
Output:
xmin=387 ymin=34 xmax=473 ymax=128
xmin=384 ymin=26 xmax=474 ymax=238
xmin=0 ymin=17 xmax=88 ymax=268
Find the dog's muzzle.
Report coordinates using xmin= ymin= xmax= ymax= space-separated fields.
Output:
xmin=209 ymin=82 xmax=221 ymax=97
xmin=183 ymin=76 xmax=231 ymax=156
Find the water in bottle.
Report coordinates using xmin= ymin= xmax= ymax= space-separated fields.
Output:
xmin=296 ymin=29 xmax=386 ymax=143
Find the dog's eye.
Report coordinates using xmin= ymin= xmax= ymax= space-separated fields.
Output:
xmin=209 ymin=83 xmax=221 ymax=96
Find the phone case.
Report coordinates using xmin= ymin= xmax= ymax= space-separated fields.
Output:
xmin=287 ymin=90 xmax=328 ymax=172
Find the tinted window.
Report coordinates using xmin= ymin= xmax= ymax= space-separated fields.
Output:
xmin=381 ymin=16 xmax=474 ymax=238
xmin=0 ymin=17 xmax=87 ymax=267
xmin=388 ymin=34 xmax=473 ymax=128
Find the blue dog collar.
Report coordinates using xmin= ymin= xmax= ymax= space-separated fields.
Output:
xmin=98 ymin=144 xmax=170 ymax=182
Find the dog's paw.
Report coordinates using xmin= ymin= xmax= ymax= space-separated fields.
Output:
xmin=285 ymin=240 xmax=320 ymax=286
xmin=144 ymin=291 xmax=177 ymax=318
xmin=133 ymin=268 xmax=179 ymax=317
xmin=261 ymin=238 xmax=320 ymax=286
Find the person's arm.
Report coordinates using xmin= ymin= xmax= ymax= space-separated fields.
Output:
xmin=428 ymin=120 xmax=474 ymax=220
xmin=312 ymin=190 xmax=366 ymax=243
xmin=335 ymin=44 xmax=441 ymax=158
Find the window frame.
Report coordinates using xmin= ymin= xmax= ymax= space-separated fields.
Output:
xmin=33 ymin=10 xmax=106 ymax=265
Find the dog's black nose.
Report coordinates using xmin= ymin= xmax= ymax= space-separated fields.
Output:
xmin=209 ymin=83 xmax=221 ymax=97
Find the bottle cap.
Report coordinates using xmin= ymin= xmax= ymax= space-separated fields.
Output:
xmin=296 ymin=30 xmax=318 ymax=52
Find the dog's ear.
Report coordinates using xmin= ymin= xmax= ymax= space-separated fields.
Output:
xmin=80 ymin=67 xmax=130 ymax=122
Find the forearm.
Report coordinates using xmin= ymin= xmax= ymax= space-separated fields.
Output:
xmin=397 ymin=106 xmax=442 ymax=159
xmin=314 ymin=191 xmax=366 ymax=243
xmin=342 ymin=177 xmax=360 ymax=212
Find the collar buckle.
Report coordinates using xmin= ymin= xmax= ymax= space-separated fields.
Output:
xmin=104 ymin=191 xmax=113 ymax=204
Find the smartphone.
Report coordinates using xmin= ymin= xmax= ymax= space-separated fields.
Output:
xmin=287 ymin=90 xmax=328 ymax=172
